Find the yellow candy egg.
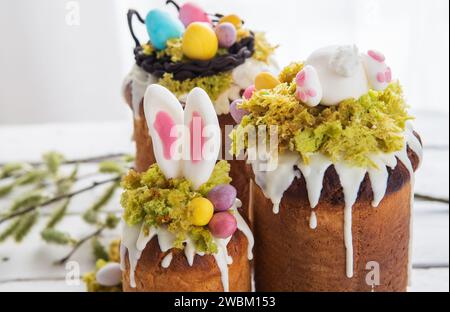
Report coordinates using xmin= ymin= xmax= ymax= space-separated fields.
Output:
xmin=182 ymin=22 xmax=218 ymax=61
xmin=219 ymin=14 xmax=242 ymax=29
xmin=255 ymin=72 xmax=281 ymax=90
xmin=190 ymin=197 xmax=214 ymax=226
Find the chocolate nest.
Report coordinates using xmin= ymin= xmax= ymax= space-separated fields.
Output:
xmin=134 ymin=35 xmax=255 ymax=81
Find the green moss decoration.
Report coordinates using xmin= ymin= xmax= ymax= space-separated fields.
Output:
xmin=231 ymin=71 xmax=412 ymax=168
xmin=156 ymin=38 xmax=184 ymax=62
xmin=158 ymin=72 xmax=233 ymax=101
xmin=120 ymin=161 xmax=232 ymax=254
xmin=279 ymin=62 xmax=304 ymax=83
xmin=253 ymin=32 xmax=278 ymax=63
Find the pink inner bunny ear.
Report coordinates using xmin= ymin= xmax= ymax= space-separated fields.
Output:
xmin=143 ymin=84 xmax=184 ymax=179
xmin=154 ymin=111 xmax=178 ymax=160
xmin=189 ymin=112 xmax=206 ymax=164
xmin=183 ymin=88 xmax=220 ymax=190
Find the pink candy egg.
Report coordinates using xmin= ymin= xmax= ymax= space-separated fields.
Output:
xmin=208 ymin=212 xmax=238 ymax=239
xmin=230 ymin=99 xmax=248 ymax=124
xmin=208 ymin=184 xmax=237 ymax=212
xmin=179 ymin=2 xmax=211 ymax=27
xmin=243 ymin=85 xmax=256 ymax=100
xmin=215 ymin=22 xmax=237 ymax=48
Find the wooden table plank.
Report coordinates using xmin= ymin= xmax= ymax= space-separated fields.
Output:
xmin=409 ymin=268 xmax=449 ymax=292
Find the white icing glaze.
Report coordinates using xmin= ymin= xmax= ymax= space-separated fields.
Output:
xmin=121 ymin=223 xmax=142 ymax=288
xmin=233 ymin=199 xmax=254 ymax=260
xmin=251 ymin=126 xmax=422 ymax=280
xmin=252 ymin=152 xmax=300 ymax=214
xmin=309 ymin=211 xmax=318 ymax=230
xmin=334 ymin=162 xmax=367 ymax=278
xmin=123 ymin=65 xmax=157 ymax=119
xmin=298 ymin=153 xmax=332 ymax=208
xmin=120 ymin=200 xmax=254 ymax=292
xmin=161 ymin=253 xmax=173 ymax=269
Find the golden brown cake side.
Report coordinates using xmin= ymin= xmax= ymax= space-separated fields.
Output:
xmin=122 ymin=231 xmax=251 ymax=292
xmin=252 ymin=149 xmax=420 ymax=292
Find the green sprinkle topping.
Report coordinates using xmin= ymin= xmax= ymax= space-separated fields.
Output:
xmin=120 ymin=161 xmax=232 ymax=254
xmin=158 ymin=72 xmax=233 ymax=102
xmin=232 ymin=64 xmax=413 ymax=168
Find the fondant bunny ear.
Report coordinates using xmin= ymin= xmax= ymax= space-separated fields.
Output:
xmin=183 ymin=88 xmax=221 ymax=190
xmin=143 ymin=84 xmax=184 ymax=179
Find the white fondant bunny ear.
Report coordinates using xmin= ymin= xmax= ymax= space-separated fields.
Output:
xmin=295 ymin=65 xmax=323 ymax=107
xmin=183 ymin=88 xmax=221 ymax=190
xmin=362 ymin=50 xmax=392 ymax=91
xmin=143 ymin=84 xmax=184 ymax=179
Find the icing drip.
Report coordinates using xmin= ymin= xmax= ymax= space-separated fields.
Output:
xmin=298 ymin=153 xmax=332 ymax=208
xmin=213 ymin=238 xmax=232 ymax=292
xmin=251 ymin=126 xmax=422 ymax=280
xmin=334 ymin=162 xmax=367 ymax=278
xmin=368 ymin=154 xmax=398 ymax=207
xmin=120 ymin=200 xmax=254 ymax=291
xmin=309 ymin=211 xmax=318 ymax=230
xmin=233 ymin=199 xmax=255 ymax=260
xmin=123 ymin=65 xmax=157 ymax=119
xmin=161 ymin=253 xmax=173 ymax=269
xmin=252 ymin=152 xmax=300 ymax=214
xmin=121 ymin=223 xmax=142 ymax=288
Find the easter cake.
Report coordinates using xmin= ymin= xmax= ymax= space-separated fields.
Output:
xmin=231 ymin=45 xmax=423 ymax=291
xmin=120 ymin=85 xmax=254 ymax=292
xmin=123 ymin=1 xmax=278 ymax=221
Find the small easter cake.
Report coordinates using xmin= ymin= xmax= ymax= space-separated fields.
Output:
xmin=120 ymin=85 xmax=254 ymax=292
xmin=123 ymin=1 xmax=278 ymax=222
xmin=124 ymin=1 xmax=278 ymax=169
xmin=231 ymin=45 xmax=423 ymax=292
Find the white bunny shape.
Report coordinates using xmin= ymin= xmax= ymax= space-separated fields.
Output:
xmin=143 ymin=85 xmax=221 ymax=190
xmin=296 ymin=45 xmax=393 ymax=107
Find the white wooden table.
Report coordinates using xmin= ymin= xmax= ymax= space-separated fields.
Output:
xmin=0 ymin=113 xmax=448 ymax=292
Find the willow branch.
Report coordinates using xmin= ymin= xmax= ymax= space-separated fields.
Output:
xmin=55 ymin=226 xmax=106 ymax=265
xmin=0 ymin=153 xmax=127 ymax=168
xmin=415 ymin=193 xmax=449 ymax=204
xmin=0 ymin=177 xmax=121 ymax=225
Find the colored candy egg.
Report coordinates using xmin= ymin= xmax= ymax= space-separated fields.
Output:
xmin=190 ymin=197 xmax=214 ymax=226
xmin=96 ymin=263 xmax=122 ymax=287
xmin=208 ymin=212 xmax=238 ymax=239
xmin=182 ymin=22 xmax=218 ymax=61
xmin=146 ymin=9 xmax=185 ymax=50
xmin=243 ymin=85 xmax=256 ymax=100
xmin=179 ymin=2 xmax=211 ymax=27
xmin=208 ymin=184 xmax=237 ymax=212
xmin=230 ymin=99 xmax=248 ymax=124
xmin=219 ymin=14 xmax=242 ymax=29
xmin=255 ymin=72 xmax=281 ymax=90
xmin=215 ymin=22 xmax=237 ymax=48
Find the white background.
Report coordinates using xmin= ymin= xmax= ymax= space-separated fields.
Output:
xmin=0 ymin=0 xmax=449 ymax=124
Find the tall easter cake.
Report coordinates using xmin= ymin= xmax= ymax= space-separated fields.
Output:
xmin=120 ymin=86 xmax=254 ymax=292
xmin=231 ymin=45 xmax=423 ymax=291
xmin=123 ymin=1 xmax=278 ymax=221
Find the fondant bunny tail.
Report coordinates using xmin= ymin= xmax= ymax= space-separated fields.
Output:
xmin=143 ymin=84 xmax=184 ymax=179
xmin=183 ymin=88 xmax=221 ymax=190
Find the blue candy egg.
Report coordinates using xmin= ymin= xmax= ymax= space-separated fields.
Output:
xmin=146 ymin=9 xmax=184 ymax=50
